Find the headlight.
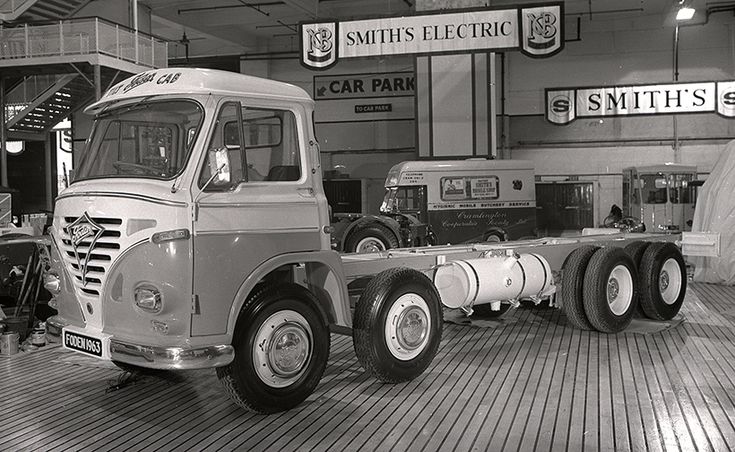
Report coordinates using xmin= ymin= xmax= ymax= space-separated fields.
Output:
xmin=134 ymin=285 xmax=162 ymax=313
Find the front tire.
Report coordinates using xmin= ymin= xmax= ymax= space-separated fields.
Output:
xmin=216 ymin=284 xmax=330 ymax=413
xmin=638 ymin=242 xmax=687 ymax=320
xmin=353 ymin=267 xmax=443 ymax=383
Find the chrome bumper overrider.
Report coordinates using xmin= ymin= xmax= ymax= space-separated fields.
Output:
xmin=46 ymin=316 xmax=234 ymax=370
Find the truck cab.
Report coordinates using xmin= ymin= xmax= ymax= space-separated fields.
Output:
xmin=46 ymin=68 xmax=348 ymax=370
xmin=622 ymin=164 xmax=697 ymax=232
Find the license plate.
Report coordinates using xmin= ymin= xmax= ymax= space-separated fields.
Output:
xmin=63 ymin=329 xmax=103 ymax=357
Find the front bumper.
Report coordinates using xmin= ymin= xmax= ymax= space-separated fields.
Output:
xmin=47 ymin=316 xmax=234 ymax=370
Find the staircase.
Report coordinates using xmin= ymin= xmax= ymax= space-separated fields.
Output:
xmin=4 ymin=69 xmax=122 ymax=134
xmin=0 ymin=0 xmax=91 ymax=23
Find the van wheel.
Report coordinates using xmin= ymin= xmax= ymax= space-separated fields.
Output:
xmin=216 ymin=283 xmax=329 ymax=413
xmin=346 ymin=224 xmax=399 ymax=253
xmin=560 ymin=245 xmax=599 ymax=330
xmin=353 ymin=267 xmax=442 ymax=383
xmin=483 ymin=231 xmax=506 ymax=242
xmin=638 ymin=242 xmax=687 ymax=320
xmin=471 ymin=303 xmax=511 ymax=318
xmin=583 ymin=247 xmax=638 ymax=333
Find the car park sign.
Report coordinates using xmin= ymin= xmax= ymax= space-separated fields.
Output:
xmin=300 ymin=2 xmax=564 ymax=69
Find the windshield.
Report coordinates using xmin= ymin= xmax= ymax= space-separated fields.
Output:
xmin=380 ymin=186 xmax=425 ymax=215
xmin=74 ymin=99 xmax=203 ymax=181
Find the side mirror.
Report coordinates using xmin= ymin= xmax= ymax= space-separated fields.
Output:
xmin=207 ymin=148 xmax=232 ymax=186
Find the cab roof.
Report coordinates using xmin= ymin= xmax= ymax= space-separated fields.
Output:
xmin=85 ymin=68 xmax=313 ymax=114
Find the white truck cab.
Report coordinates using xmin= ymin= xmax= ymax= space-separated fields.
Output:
xmin=47 ymin=68 xmax=345 ymax=370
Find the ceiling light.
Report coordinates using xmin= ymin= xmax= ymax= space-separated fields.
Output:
xmin=676 ymin=7 xmax=695 ymax=21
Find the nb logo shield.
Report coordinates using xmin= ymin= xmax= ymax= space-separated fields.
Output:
xmin=301 ymin=22 xmax=337 ymax=69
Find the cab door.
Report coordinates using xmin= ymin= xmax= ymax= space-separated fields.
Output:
xmin=190 ymin=100 xmax=322 ymax=336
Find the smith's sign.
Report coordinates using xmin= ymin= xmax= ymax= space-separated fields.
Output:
xmin=546 ymin=81 xmax=735 ymax=124
xmin=300 ymin=3 xmax=564 ymax=69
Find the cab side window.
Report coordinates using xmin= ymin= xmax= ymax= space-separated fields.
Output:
xmin=200 ymin=102 xmax=302 ymax=188
xmin=239 ymin=106 xmax=301 ymax=182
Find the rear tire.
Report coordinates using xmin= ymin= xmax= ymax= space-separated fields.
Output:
xmin=638 ymin=242 xmax=687 ymax=320
xmin=583 ymin=247 xmax=638 ymax=333
xmin=624 ymin=241 xmax=651 ymax=317
xmin=624 ymin=241 xmax=651 ymax=269
xmin=216 ymin=283 xmax=329 ymax=413
xmin=560 ymin=245 xmax=599 ymax=330
xmin=346 ymin=224 xmax=399 ymax=253
xmin=353 ymin=267 xmax=442 ymax=383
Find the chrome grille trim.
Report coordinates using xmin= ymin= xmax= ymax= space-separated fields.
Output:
xmin=57 ymin=215 xmax=125 ymax=297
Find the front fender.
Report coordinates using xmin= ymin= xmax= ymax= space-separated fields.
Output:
xmin=226 ymin=250 xmax=351 ymax=335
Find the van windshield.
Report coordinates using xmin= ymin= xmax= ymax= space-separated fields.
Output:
xmin=74 ymin=99 xmax=203 ymax=182
xmin=380 ymin=186 xmax=425 ymax=216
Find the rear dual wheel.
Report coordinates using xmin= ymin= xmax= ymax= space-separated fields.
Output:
xmin=582 ymin=247 xmax=638 ymax=333
xmin=562 ymin=246 xmax=637 ymax=333
xmin=638 ymin=242 xmax=687 ymax=320
xmin=561 ymin=242 xmax=687 ymax=332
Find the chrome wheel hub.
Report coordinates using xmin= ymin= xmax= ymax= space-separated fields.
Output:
xmin=253 ymin=310 xmax=312 ymax=388
xmin=659 ymin=258 xmax=682 ymax=305
xmin=385 ymin=293 xmax=431 ymax=361
xmin=356 ymin=237 xmax=385 ymax=253
xmin=607 ymin=264 xmax=633 ymax=316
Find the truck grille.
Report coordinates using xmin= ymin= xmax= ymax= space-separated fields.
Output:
xmin=57 ymin=216 xmax=123 ymax=297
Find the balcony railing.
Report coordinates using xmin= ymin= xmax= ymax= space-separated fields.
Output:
xmin=0 ymin=17 xmax=168 ymax=68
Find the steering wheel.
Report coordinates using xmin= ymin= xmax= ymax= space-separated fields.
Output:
xmin=113 ymin=161 xmax=161 ymax=176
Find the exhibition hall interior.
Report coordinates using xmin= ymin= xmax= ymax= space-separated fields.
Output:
xmin=1 ymin=0 xmax=735 ymax=450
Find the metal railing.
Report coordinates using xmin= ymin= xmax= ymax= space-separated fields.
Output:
xmin=0 ymin=17 xmax=168 ymax=68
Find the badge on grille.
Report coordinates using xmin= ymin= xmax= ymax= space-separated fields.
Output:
xmin=68 ymin=212 xmax=105 ymax=287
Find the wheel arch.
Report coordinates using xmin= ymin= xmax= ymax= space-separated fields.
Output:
xmin=226 ymin=250 xmax=351 ymax=337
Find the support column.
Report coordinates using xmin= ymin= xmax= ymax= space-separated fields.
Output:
xmin=415 ymin=0 xmax=498 ymax=159
xmin=94 ymin=64 xmax=102 ymax=100
xmin=0 ymin=77 xmax=7 ymax=187
xmin=45 ymin=133 xmax=53 ymax=211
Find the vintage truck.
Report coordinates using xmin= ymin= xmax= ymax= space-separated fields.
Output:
xmin=44 ymin=68 xmax=712 ymax=414
xmin=330 ymin=159 xmax=537 ymax=253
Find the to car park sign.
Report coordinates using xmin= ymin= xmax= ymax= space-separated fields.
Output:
xmin=300 ymin=2 xmax=564 ymax=69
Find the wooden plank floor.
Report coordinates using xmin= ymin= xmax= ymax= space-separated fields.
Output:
xmin=2 ymin=282 xmax=735 ymax=451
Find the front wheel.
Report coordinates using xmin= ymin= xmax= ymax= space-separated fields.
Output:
xmin=216 ymin=283 xmax=330 ymax=413
xmin=353 ymin=267 xmax=443 ymax=383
